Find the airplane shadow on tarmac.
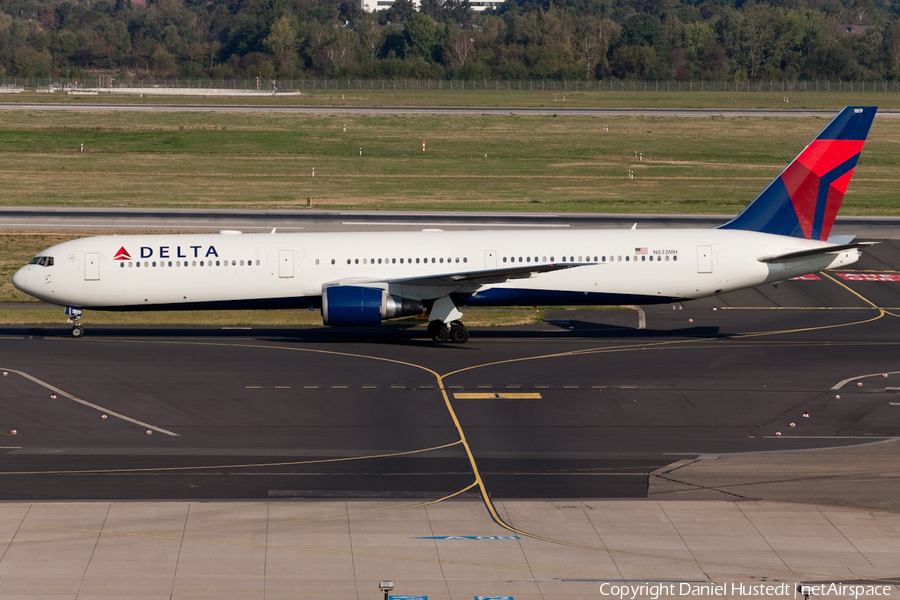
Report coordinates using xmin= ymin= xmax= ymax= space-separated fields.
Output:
xmin=0 ymin=322 xmax=722 ymax=344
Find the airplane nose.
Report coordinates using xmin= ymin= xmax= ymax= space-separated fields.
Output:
xmin=11 ymin=266 xmax=31 ymax=294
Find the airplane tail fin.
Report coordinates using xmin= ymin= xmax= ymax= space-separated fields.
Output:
xmin=719 ymin=106 xmax=876 ymax=241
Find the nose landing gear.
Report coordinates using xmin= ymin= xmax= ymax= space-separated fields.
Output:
xmin=65 ymin=307 xmax=85 ymax=338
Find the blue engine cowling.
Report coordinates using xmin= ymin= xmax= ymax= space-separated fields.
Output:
xmin=322 ymin=285 xmax=423 ymax=326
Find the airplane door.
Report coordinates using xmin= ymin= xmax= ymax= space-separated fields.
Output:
xmin=484 ymin=250 xmax=496 ymax=270
xmin=84 ymin=253 xmax=100 ymax=281
xmin=278 ymin=250 xmax=294 ymax=278
xmin=697 ymin=245 xmax=713 ymax=273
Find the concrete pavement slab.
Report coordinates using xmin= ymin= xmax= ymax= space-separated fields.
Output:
xmin=0 ymin=499 xmax=898 ymax=599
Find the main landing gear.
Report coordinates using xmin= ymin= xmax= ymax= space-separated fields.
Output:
xmin=427 ymin=296 xmax=469 ymax=344
xmin=65 ymin=307 xmax=85 ymax=338
xmin=427 ymin=319 xmax=469 ymax=344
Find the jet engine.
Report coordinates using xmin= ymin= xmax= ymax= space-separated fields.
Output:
xmin=321 ymin=285 xmax=424 ymax=326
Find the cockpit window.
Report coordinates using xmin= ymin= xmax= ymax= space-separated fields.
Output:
xmin=29 ymin=256 xmax=54 ymax=267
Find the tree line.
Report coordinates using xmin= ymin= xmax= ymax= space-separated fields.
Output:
xmin=0 ymin=0 xmax=898 ymax=82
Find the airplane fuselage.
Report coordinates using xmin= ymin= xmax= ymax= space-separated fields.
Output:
xmin=12 ymin=228 xmax=861 ymax=312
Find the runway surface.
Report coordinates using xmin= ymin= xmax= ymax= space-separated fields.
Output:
xmin=2 ymin=241 xmax=900 ymax=503
xmin=2 ymin=206 xmax=900 ymax=238
xmin=3 ymin=102 xmax=900 ymax=117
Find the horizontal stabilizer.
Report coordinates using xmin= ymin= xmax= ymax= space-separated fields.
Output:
xmin=757 ymin=242 xmax=877 ymax=263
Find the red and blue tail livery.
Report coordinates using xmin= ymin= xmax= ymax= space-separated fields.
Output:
xmin=721 ymin=106 xmax=876 ymax=241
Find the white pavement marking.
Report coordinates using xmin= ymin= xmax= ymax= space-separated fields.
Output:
xmin=636 ymin=306 xmax=646 ymax=329
xmin=0 ymin=222 xmax=302 ymax=230
xmin=341 ymin=221 xmax=570 ymax=227
xmin=831 ymin=371 xmax=900 ymax=390
xmin=1 ymin=367 xmax=178 ymax=436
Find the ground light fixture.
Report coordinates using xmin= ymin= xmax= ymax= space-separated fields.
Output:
xmin=379 ymin=580 xmax=394 ymax=600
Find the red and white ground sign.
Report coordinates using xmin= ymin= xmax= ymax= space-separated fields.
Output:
xmin=835 ymin=273 xmax=900 ymax=282
xmin=789 ymin=274 xmax=821 ymax=281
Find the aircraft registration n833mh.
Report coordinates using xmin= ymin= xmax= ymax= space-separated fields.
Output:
xmin=12 ymin=106 xmax=878 ymax=343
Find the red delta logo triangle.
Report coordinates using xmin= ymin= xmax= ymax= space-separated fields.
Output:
xmin=114 ymin=246 xmax=131 ymax=261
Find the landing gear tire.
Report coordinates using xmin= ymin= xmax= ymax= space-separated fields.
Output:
xmin=70 ymin=325 xmax=84 ymax=338
xmin=449 ymin=322 xmax=469 ymax=344
xmin=431 ymin=325 xmax=450 ymax=343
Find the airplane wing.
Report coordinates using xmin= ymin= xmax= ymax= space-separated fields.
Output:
xmin=386 ymin=262 xmax=596 ymax=287
xmin=757 ymin=242 xmax=878 ymax=263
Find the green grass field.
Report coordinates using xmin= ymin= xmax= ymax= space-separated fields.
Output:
xmin=0 ymin=305 xmax=552 ymax=327
xmin=1 ymin=109 xmax=898 ymax=215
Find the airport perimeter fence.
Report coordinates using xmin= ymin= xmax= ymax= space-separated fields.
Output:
xmin=3 ymin=77 xmax=900 ymax=93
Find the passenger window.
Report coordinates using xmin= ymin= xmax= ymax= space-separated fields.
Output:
xmin=120 ymin=262 xmax=124 ymax=268
xmin=152 ymin=261 xmax=157 ymax=267
xmin=625 ymin=256 xmax=630 ymax=262
xmin=129 ymin=262 xmax=133 ymax=267
xmin=392 ymin=258 xmax=396 ymax=264
xmin=673 ymin=255 xmax=678 ymax=261
xmin=378 ymin=259 xmax=382 ymax=264
xmin=431 ymin=258 xmax=435 ymax=263
xmin=526 ymin=257 xmax=531 ymax=263
xmin=363 ymin=259 xmax=367 ymax=264
xmin=463 ymin=257 xmax=467 ymax=263
xmin=618 ymin=256 xmax=622 ymax=261
xmin=191 ymin=261 xmax=196 ymax=266
xmin=330 ymin=259 xmax=334 ymax=265
xmin=542 ymin=256 xmax=546 ymax=262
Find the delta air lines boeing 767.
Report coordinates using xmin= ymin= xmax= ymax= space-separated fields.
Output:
xmin=12 ymin=107 xmax=878 ymax=343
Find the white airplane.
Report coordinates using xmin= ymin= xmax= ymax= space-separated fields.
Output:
xmin=12 ymin=106 xmax=877 ymax=343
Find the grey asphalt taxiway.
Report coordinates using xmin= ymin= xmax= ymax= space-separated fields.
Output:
xmin=2 ymin=240 xmax=900 ymax=507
